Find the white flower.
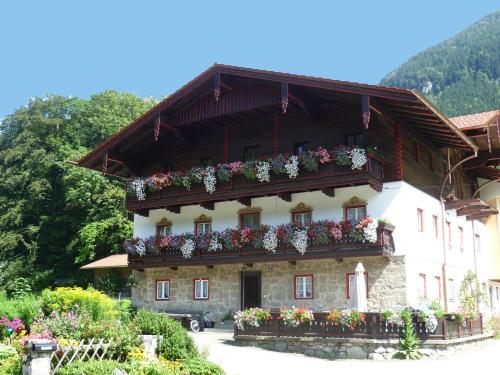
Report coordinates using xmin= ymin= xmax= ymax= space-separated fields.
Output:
xmin=291 ymin=228 xmax=308 ymax=255
xmin=180 ymin=238 xmax=195 ymax=258
xmin=203 ymin=167 xmax=217 ymax=194
xmin=350 ymin=148 xmax=367 ymax=170
xmin=135 ymin=239 xmax=146 ymax=256
xmin=208 ymin=234 xmax=222 ymax=252
xmin=363 ymin=220 xmax=378 ymax=243
xmin=130 ymin=178 xmax=146 ymax=201
xmin=263 ymin=228 xmax=278 ymax=253
xmin=285 ymin=155 xmax=299 ymax=179
xmin=256 ymin=161 xmax=271 ymax=183
xmin=425 ymin=313 xmax=438 ymax=333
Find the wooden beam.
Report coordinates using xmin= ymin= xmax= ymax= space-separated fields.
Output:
xmin=278 ymin=192 xmax=292 ymax=202
xmin=206 ymin=265 xmax=214 ymax=269
xmin=170 ymin=267 xmax=178 ymax=271
xmin=321 ymin=188 xmax=335 ymax=197
xmin=238 ymin=197 xmax=252 ymax=206
xmin=167 ymin=205 xmax=181 ymax=214
xmin=200 ymin=201 xmax=215 ymax=210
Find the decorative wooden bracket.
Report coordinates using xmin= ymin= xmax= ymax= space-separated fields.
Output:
xmin=278 ymin=192 xmax=292 ymax=202
xmin=362 ymin=95 xmax=371 ymax=129
xmin=206 ymin=265 xmax=214 ymax=269
xmin=169 ymin=267 xmax=178 ymax=271
xmin=237 ymin=197 xmax=252 ymax=206
xmin=103 ymin=149 xmax=108 ymax=175
xmin=167 ymin=205 xmax=181 ymax=214
xmin=280 ymin=82 xmax=289 ymax=114
xmin=288 ymin=260 xmax=297 ymax=266
xmin=154 ymin=114 xmax=161 ymax=141
xmin=321 ymin=188 xmax=335 ymax=197
xmin=244 ymin=263 xmax=254 ymax=268
xmin=200 ymin=201 xmax=215 ymax=210
xmin=214 ymin=72 xmax=221 ymax=102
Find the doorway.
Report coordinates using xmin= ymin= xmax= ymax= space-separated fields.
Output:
xmin=241 ymin=271 xmax=261 ymax=309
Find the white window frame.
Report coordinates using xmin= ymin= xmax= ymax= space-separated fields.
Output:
xmin=346 ymin=206 xmax=366 ymax=223
xmin=293 ymin=211 xmax=312 ymax=227
xmin=156 ymin=280 xmax=170 ymax=300
xmin=196 ymin=221 xmax=211 ymax=235
xmin=294 ymin=275 xmax=313 ymax=299
xmin=194 ymin=279 xmax=209 ymax=300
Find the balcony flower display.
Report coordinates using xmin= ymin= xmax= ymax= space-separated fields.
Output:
xmin=124 ymin=217 xmax=387 ymax=257
xmin=234 ymin=308 xmax=272 ymax=331
xmin=279 ymin=306 xmax=314 ymax=327
xmin=126 ymin=145 xmax=372 ymax=200
xmin=325 ymin=309 xmax=366 ymax=330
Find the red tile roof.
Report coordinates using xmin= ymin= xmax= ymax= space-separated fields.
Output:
xmin=450 ymin=110 xmax=499 ymax=130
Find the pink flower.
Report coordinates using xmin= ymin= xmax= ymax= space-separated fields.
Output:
xmin=228 ymin=162 xmax=243 ymax=173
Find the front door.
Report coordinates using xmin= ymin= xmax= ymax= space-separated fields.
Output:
xmin=241 ymin=271 xmax=261 ymax=309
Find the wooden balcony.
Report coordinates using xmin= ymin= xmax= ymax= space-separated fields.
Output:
xmin=128 ymin=224 xmax=394 ymax=269
xmin=126 ymin=154 xmax=384 ymax=213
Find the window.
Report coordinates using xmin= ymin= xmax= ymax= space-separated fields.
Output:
xmin=448 ymin=278 xmax=455 ymax=301
xmin=293 ymin=141 xmax=310 ymax=154
xmin=432 ymin=215 xmax=439 ymax=238
xmin=200 ymin=157 xmax=213 ymax=167
xmin=193 ymin=279 xmax=209 ymax=300
xmin=346 ymin=272 xmax=369 ymax=299
xmin=345 ymin=206 xmax=366 ymax=223
xmin=474 ymin=234 xmax=481 ymax=252
xmin=243 ymin=146 xmax=260 ymax=162
xmin=240 ymin=212 xmax=260 ymax=229
xmin=196 ymin=221 xmax=211 ymax=236
xmin=412 ymin=140 xmax=419 ymax=162
xmin=293 ymin=211 xmax=312 ymax=227
xmin=435 ymin=276 xmax=442 ymax=299
xmin=345 ymin=133 xmax=364 ymax=147
xmin=417 ymin=208 xmax=424 ymax=232
xmin=156 ymin=280 xmax=170 ymax=301
xmin=156 ymin=219 xmax=172 ymax=237
xmin=294 ymin=275 xmax=313 ymax=299
xmin=458 ymin=226 xmax=464 ymax=249
xmin=418 ymin=274 xmax=427 ymax=299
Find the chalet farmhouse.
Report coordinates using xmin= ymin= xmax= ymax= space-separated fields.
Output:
xmin=77 ymin=65 xmax=499 ymax=322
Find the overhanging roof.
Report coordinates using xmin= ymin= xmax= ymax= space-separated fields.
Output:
xmin=77 ymin=64 xmax=477 ymax=176
xmin=450 ymin=110 xmax=499 ymax=130
xmin=80 ymin=254 xmax=129 ymax=269
xmin=445 ymin=198 xmax=498 ymax=220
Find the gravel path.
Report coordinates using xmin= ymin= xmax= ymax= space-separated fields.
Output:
xmin=191 ymin=329 xmax=499 ymax=375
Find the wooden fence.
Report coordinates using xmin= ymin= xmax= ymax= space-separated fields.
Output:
xmin=234 ymin=312 xmax=483 ymax=340
xmin=49 ymin=338 xmax=113 ymax=374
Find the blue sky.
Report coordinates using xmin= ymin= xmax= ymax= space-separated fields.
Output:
xmin=0 ymin=1 xmax=498 ymax=116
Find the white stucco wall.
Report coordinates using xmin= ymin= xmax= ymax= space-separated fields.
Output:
xmin=132 ymin=181 xmax=491 ymax=312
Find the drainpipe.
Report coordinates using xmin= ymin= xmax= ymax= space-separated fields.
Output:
xmin=439 ymin=151 xmax=477 ymax=312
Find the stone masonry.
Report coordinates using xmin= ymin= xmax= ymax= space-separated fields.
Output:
xmin=132 ymin=256 xmax=407 ymax=321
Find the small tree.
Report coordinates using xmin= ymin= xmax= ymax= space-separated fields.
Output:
xmin=395 ymin=308 xmax=421 ymax=359
xmin=459 ymin=271 xmax=487 ymax=319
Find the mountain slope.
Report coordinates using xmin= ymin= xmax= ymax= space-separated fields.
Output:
xmin=380 ymin=10 xmax=500 ymax=116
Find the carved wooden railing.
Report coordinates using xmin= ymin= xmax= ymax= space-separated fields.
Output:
xmin=234 ymin=312 xmax=483 ymax=341
xmin=128 ymin=224 xmax=394 ymax=268
xmin=126 ymin=153 xmax=384 ymax=212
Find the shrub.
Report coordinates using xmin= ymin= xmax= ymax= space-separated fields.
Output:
xmin=181 ymin=356 xmax=225 ymax=375
xmin=0 ymin=344 xmax=21 ymax=375
xmin=0 ymin=292 xmax=42 ymax=328
xmin=133 ymin=309 xmax=198 ymax=360
xmin=58 ymin=359 xmax=185 ymax=375
xmin=395 ymin=308 xmax=421 ymax=359
xmin=40 ymin=287 xmax=115 ymax=321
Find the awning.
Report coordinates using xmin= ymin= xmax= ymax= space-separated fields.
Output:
xmin=80 ymin=254 xmax=129 ymax=269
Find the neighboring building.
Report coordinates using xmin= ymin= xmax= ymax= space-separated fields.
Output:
xmin=77 ymin=65 xmax=498 ymax=321
xmin=80 ymin=254 xmax=132 ymax=298
xmin=450 ymin=110 xmax=500 ymax=316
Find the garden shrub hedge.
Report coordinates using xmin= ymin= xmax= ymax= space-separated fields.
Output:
xmin=133 ymin=309 xmax=198 ymax=360
xmin=0 ymin=344 xmax=21 ymax=375
xmin=0 ymin=292 xmax=41 ymax=328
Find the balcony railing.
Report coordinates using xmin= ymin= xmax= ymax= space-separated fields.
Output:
xmin=234 ymin=312 xmax=483 ymax=341
xmin=126 ymin=152 xmax=384 ymax=213
xmin=128 ymin=223 xmax=394 ymax=269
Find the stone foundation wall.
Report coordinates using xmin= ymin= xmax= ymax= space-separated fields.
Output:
xmin=132 ymin=256 xmax=407 ymax=321
xmin=234 ymin=333 xmax=493 ymax=360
